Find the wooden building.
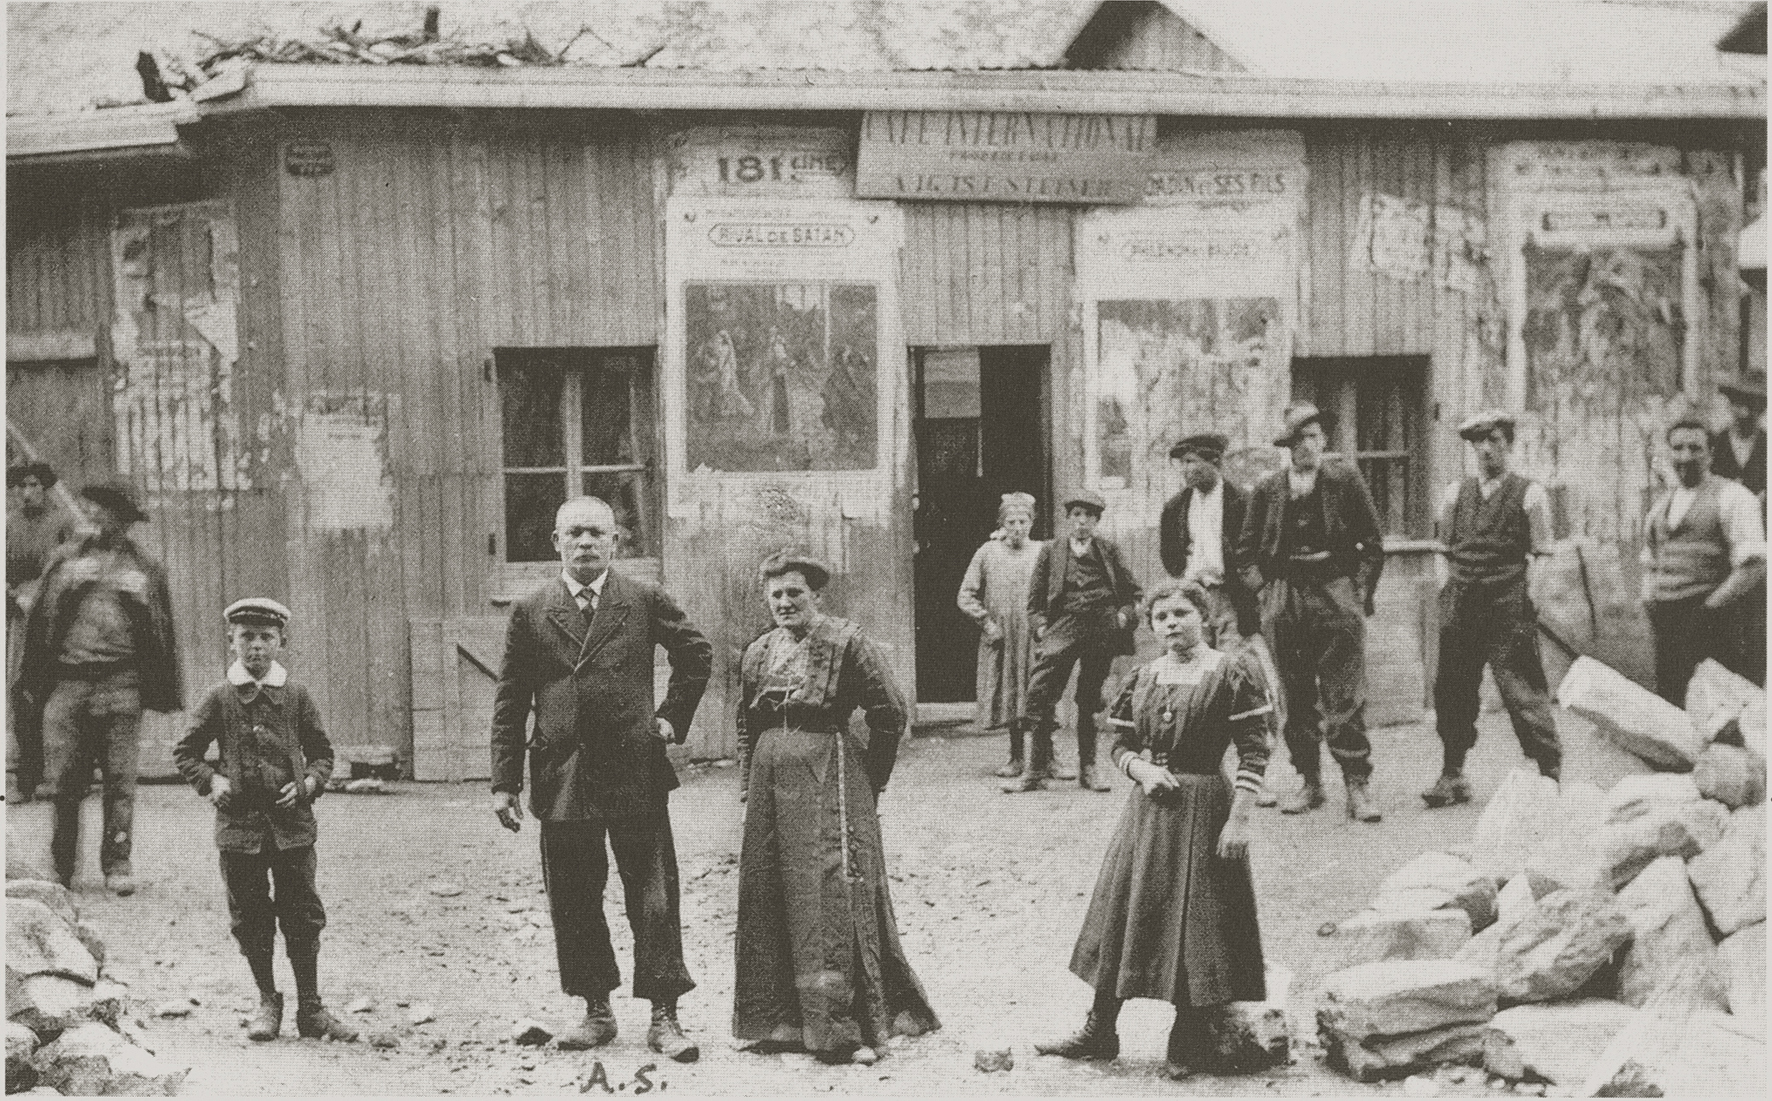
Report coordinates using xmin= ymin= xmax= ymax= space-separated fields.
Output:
xmin=6 ymin=1 xmax=1764 ymax=779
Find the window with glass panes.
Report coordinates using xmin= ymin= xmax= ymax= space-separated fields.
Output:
xmin=497 ymin=348 xmax=659 ymax=562
xmin=1289 ymin=356 xmax=1431 ymax=539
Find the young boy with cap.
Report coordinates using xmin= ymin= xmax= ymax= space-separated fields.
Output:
xmin=173 ymin=597 xmax=359 ymax=1043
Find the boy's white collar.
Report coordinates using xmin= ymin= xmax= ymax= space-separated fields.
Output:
xmin=228 ymin=660 xmax=288 ymax=687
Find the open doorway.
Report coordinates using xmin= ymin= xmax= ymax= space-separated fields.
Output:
xmin=912 ymin=345 xmax=1051 ymax=703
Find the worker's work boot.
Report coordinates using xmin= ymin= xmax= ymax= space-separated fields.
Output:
xmin=1346 ymin=777 xmax=1383 ymax=823
xmin=1420 ymin=772 xmax=1472 ymax=809
xmin=647 ymin=1001 xmax=699 ymax=1063
xmin=1279 ymin=777 xmax=1326 ymax=815
xmin=246 ymin=992 xmax=283 ymax=1042
xmin=558 ymin=994 xmax=618 ymax=1049
xmin=295 ymin=997 xmax=360 ymax=1042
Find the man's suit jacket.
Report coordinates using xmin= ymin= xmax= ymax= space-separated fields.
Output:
xmin=1027 ymin=534 xmax=1142 ymax=656
xmin=1158 ymin=481 xmax=1260 ymax=637
xmin=490 ymin=570 xmax=712 ymax=821
xmin=1710 ymin=428 xmax=1767 ymax=498
xmin=1234 ymin=458 xmax=1386 ymax=608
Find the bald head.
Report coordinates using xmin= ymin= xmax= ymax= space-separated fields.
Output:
xmin=554 ymin=496 xmax=618 ymax=583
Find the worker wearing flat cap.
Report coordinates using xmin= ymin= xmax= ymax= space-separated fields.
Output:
xmin=1233 ymin=403 xmax=1386 ymax=822
xmin=1711 ymin=378 xmax=1766 ymax=498
xmin=16 ymin=479 xmax=182 ymax=894
xmin=1422 ymin=411 xmax=1561 ymax=810
xmin=7 ymin=460 xmax=77 ymax=802
xmin=1016 ymin=490 xmax=1143 ymax=794
xmin=1160 ymin=434 xmax=1260 ymax=648
xmin=174 ymin=597 xmax=359 ymax=1042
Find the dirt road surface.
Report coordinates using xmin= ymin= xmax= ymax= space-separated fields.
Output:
xmin=7 ymin=710 xmax=1619 ymax=1097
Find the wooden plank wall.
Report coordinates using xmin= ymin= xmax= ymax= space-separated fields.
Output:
xmin=272 ymin=109 xmax=661 ymax=766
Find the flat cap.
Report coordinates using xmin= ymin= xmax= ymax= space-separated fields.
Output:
xmin=1273 ymin=402 xmax=1324 ymax=447
xmin=7 ymin=462 xmax=57 ymax=489
xmin=758 ymin=549 xmax=833 ymax=591
xmin=224 ymin=597 xmax=293 ymax=628
xmin=1720 ymin=377 xmax=1767 ymax=411
xmin=1062 ymin=489 xmax=1106 ymax=515
xmin=1169 ymin=433 xmax=1229 ymax=461
xmin=1457 ymin=409 xmax=1517 ymax=442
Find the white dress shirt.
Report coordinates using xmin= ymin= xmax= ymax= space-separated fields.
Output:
xmin=1184 ymin=481 xmax=1225 ymax=581
xmin=1663 ymin=480 xmax=1767 ymax=567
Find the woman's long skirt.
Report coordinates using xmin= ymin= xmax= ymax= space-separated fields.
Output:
xmin=734 ymin=727 xmax=940 ymax=1053
xmin=1069 ymin=771 xmax=1266 ymax=1008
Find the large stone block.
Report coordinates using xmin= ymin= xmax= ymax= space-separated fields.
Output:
xmin=6 ymin=969 xmax=124 ymax=1034
xmin=1694 ymin=743 xmax=1767 ymax=809
xmin=1493 ymin=888 xmax=1632 ymax=1005
xmin=1606 ymin=773 xmax=1702 ymax=822
xmin=1687 ymin=658 xmax=1767 ymax=757
xmin=3 ymin=881 xmax=76 ymax=927
xmin=1482 ymin=999 xmax=1635 ymax=1085
xmin=1322 ymin=1022 xmax=1487 ymax=1083
xmin=1317 ymin=960 xmax=1496 ymax=1041
xmin=5 ymin=1022 xmax=40 ymax=1094
xmin=1205 ymin=1001 xmax=1289 ymax=1072
xmin=1720 ymin=923 xmax=1765 ymax=1037
xmin=1581 ymin=1004 xmax=1767 ymax=1098
xmin=1374 ymin=852 xmax=1499 ymax=933
xmin=1469 ymin=770 xmax=1564 ymax=883
xmin=1587 ymin=798 xmax=1730 ymax=893
xmin=1687 ymin=804 xmax=1767 ymax=937
xmin=1558 ymin=655 xmax=1702 ymax=769
xmin=5 ymin=898 xmax=98 ymax=984
xmin=1616 ymin=856 xmax=1728 ymax=1010
xmin=29 ymin=1023 xmax=187 ymax=1096
xmin=1326 ymin=910 xmax=1472 ymax=972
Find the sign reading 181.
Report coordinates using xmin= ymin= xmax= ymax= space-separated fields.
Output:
xmin=716 ymin=151 xmax=849 ymax=185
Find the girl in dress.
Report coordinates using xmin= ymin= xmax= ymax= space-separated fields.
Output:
xmin=1035 ymin=579 xmax=1273 ymax=1079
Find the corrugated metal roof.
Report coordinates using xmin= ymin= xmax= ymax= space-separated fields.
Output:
xmin=1159 ymin=0 xmax=1759 ymax=85
xmin=5 ymin=1 xmax=1093 ymax=115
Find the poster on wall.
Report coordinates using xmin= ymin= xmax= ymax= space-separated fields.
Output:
xmin=1075 ymin=131 xmax=1306 ymax=519
xmin=664 ymin=198 xmax=905 ymax=500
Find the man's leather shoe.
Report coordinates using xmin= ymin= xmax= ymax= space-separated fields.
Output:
xmin=1079 ymin=764 xmax=1110 ymax=792
xmin=994 ymin=759 xmax=1024 ymax=779
xmin=1346 ymin=778 xmax=1383 ymax=822
xmin=557 ymin=997 xmax=617 ymax=1050
xmin=1279 ymin=779 xmax=1325 ymax=814
xmin=247 ymin=992 xmax=283 ymax=1041
xmin=104 ymin=873 xmax=137 ymax=897
xmin=1420 ymin=772 xmax=1472 ymax=809
xmin=1034 ymin=1009 xmax=1120 ymax=1061
xmin=295 ymin=998 xmax=359 ymax=1041
xmin=1050 ymin=761 xmax=1079 ymax=782
xmin=1002 ymin=770 xmax=1046 ymax=793
xmin=647 ymin=1003 xmax=699 ymax=1063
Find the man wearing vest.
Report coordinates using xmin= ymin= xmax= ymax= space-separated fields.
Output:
xmin=1235 ymin=403 xmax=1386 ymax=823
xmin=1642 ymin=420 xmax=1767 ymax=704
xmin=1421 ymin=412 xmax=1561 ymax=809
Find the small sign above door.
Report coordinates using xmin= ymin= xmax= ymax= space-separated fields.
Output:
xmin=856 ymin=111 xmax=1154 ymax=205
xmin=283 ymin=140 xmax=335 ymax=178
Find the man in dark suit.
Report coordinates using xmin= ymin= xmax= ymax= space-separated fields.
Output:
xmin=1012 ymin=490 xmax=1142 ymax=795
xmin=490 ymin=496 xmax=713 ymax=1062
xmin=1710 ymin=378 xmax=1766 ymax=498
xmin=1158 ymin=433 xmax=1259 ymax=645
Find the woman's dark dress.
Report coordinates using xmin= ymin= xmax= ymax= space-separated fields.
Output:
xmin=1070 ymin=646 xmax=1272 ymax=1008
xmin=733 ymin=615 xmax=940 ymax=1054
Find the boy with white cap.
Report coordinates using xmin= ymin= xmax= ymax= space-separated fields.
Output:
xmin=173 ymin=597 xmax=358 ymax=1044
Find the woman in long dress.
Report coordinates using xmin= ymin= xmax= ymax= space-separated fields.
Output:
xmin=1035 ymin=579 xmax=1272 ymax=1079
xmin=956 ymin=492 xmax=1045 ymax=777
xmin=733 ymin=550 xmax=941 ymax=1065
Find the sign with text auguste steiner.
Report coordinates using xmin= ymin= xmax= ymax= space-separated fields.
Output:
xmin=855 ymin=111 xmax=1155 ymax=205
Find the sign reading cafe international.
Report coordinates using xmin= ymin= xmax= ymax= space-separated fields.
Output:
xmin=855 ymin=111 xmax=1156 ymax=205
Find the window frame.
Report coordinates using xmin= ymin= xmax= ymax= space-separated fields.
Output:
xmin=1290 ymin=355 xmax=1432 ymax=541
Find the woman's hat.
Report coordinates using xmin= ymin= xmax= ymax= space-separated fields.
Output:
xmin=78 ymin=478 xmax=149 ymax=522
xmin=7 ymin=461 xmax=57 ymax=489
xmin=758 ymin=549 xmax=833 ymax=591
xmin=1273 ymin=402 xmax=1324 ymax=447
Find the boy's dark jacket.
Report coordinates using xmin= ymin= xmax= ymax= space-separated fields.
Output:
xmin=174 ymin=665 xmax=335 ymax=853
xmin=1026 ymin=533 xmax=1143 ymax=656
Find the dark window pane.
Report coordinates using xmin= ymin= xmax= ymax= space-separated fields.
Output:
xmin=505 ymin=473 xmax=565 ymax=562
xmin=581 ymin=368 xmax=635 ymax=466
xmin=500 ymin=363 xmax=564 ymax=467
xmin=582 ymin=471 xmax=653 ymax=556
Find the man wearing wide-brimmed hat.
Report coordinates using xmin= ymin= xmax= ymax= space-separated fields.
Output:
xmin=1422 ymin=411 xmax=1561 ymax=810
xmin=1711 ymin=377 xmax=1766 ymax=498
xmin=16 ymin=478 xmax=183 ymax=895
xmin=1234 ymin=403 xmax=1386 ymax=822
xmin=7 ymin=460 xmax=77 ymax=802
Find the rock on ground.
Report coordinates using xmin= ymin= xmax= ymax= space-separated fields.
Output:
xmin=1686 ymin=659 xmax=1767 ymax=757
xmin=1482 ymin=999 xmax=1635 ymax=1085
xmin=1580 ymin=1002 xmax=1766 ymax=1098
xmin=1586 ymin=798 xmax=1730 ymax=893
xmin=1687 ymin=803 xmax=1767 ymax=937
xmin=1469 ymin=770 xmax=1564 ymax=883
xmin=1318 ymin=960 xmax=1496 ymax=1040
xmin=1615 ymin=856 xmax=1728 ymax=1010
xmin=6 ymin=971 xmax=125 ymax=1035
xmin=973 ymin=1048 xmax=1013 ymax=1072
xmin=1606 ymin=773 xmax=1702 ymax=822
xmin=1493 ymin=888 xmax=1632 ymax=1005
xmin=1326 ymin=909 xmax=1473 ymax=972
xmin=1323 ymin=1021 xmax=1487 ymax=1083
xmin=6 ymin=898 xmax=99 ymax=984
xmin=1373 ymin=852 xmax=1499 ymax=933
xmin=4 ymin=880 xmax=77 ymax=927
xmin=5 ymin=1022 xmax=40 ymax=1094
xmin=510 ymin=1018 xmax=552 ymax=1046
xmin=1558 ymin=655 xmax=1702 ymax=769
xmin=1693 ymin=743 xmax=1767 ymax=809
xmin=29 ymin=1022 xmax=188 ymax=1096
xmin=1205 ymin=1001 xmax=1289 ymax=1072
xmin=1720 ymin=922 xmax=1766 ymax=1036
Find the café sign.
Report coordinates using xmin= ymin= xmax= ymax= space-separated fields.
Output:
xmin=855 ymin=111 xmax=1155 ymax=205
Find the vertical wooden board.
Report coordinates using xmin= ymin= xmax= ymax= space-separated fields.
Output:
xmin=1371 ymin=129 xmax=1408 ymax=357
xmin=1304 ymin=130 xmax=1345 ymax=358
xmin=1430 ymin=142 xmax=1466 ymax=496
xmin=1341 ymin=133 xmax=1378 ymax=358
xmin=899 ymin=205 xmax=932 ymax=343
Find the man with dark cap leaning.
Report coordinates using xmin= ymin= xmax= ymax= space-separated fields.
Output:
xmin=1235 ymin=403 xmax=1385 ymax=822
xmin=16 ymin=479 xmax=182 ymax=893
xmin=8 ymin=461 xmax=77 ymax=801
xmin=1014 ymin=490 xmax=1142 ymax=794
xmin=1422 ymin=412 xmax=1561 ymax=808
xmin=1710 ymin=378 xmax=1766 ymax=498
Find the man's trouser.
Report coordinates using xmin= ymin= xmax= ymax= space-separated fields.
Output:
xmin=1024 ymin=620 xmax=1116 ymax=777
xmin=8 ymin=613 xmax=43 ymax=799
xmin=1647 ymin=595 xmax=1744 ymax=708
xmin=1262 ymin=575 xmax=1372 ymax=782
xmin=220 ymin=844 xmax=326 ymax=960
xmin=1434 ymin=579 xmax=1560 ymax=776
xmin=539 ymin=814 xmax=695 ymax=1003
xmin=40 ymin=668 xmax=142 ymax=884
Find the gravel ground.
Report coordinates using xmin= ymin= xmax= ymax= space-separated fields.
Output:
xmin=5 ymin=708 xmax=1621 ymax=1097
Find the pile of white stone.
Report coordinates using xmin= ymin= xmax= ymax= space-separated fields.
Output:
xmin=5 ymin=866 xmax=188 ymax=1095
xmin=1313 ymin=657 xmax=1766 ymax=1095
